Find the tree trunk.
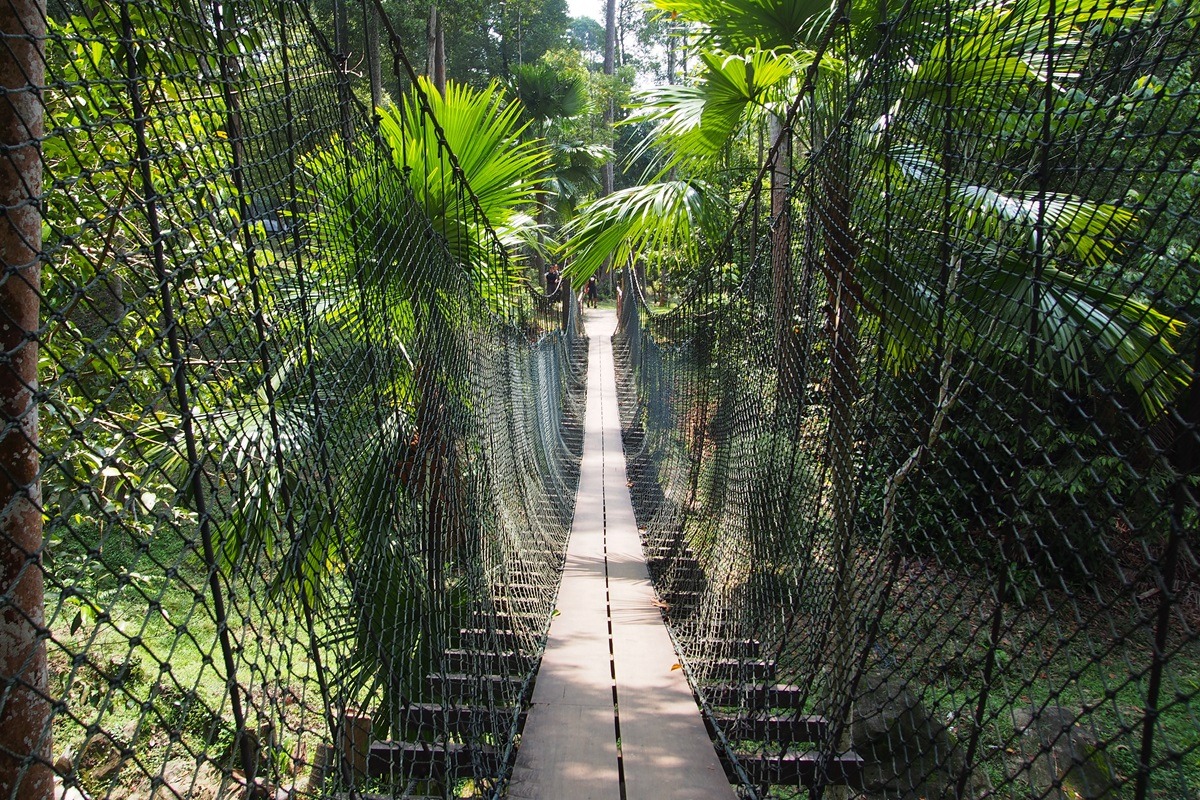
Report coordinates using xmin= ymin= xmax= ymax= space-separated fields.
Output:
xmin=599 ymin=0 xmax=617 ymax=287
xmin=427 ymin=5 xmax=437 ymax=80
xmin=435 ymin=16 xmax=446 ymax=92
xmin=769 ymin=115 xmax=805 ymax=413
xmin=333 ymin=0 xmax=355 ymax=146
xmin=530 ymin=195 xmax=548 ymax=279
xmin=498 ymin=2 xmax=510 ymax=74
xmin=366 ymin=2 xmax=383 ymax=108
xmin=819 ymin=135 xmax=864 ymax=749
xmin=427 ymin=5 xmax=446 ymax=93
xmin=0 ymin=1 xmax=50 ymax=797
xmin=602 ymin=0 xmax=616 ymax=199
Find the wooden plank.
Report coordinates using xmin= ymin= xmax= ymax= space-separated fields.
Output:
xmin=709 ymin=712 xmax=828 ymax=744
xmin=661 ymin=589 xmax=703 ymax=604
xmin=442 ymin=648 xmax=534 ymax=675
xmin=508 ymin=702 xmax=621 ymax=800
xmin=719 ymin=750 xmax=864 ymax=788
xmin=703 ymin=683 xmax=808 ymax=709
xmin=427 ymin=672 xmax=526 ymax=703
xmin=512 ymin=309 xmax=735 ymax=799
xmin=686 ymin=638 xmax=762 ymax=659
xmin=509 ymin=318 xmax=622 ymax=798
xmin=399 ymin=703 xmax=525 ymax=734
xmin=367 ymin=741 xmax=496 ymax=779
xmin=646 ymin=556 xmax=702 ymax=572
xmin=458 ymin=627 xmax=524 ymax=651
xmin=692 ymin=659 xmax=777 ymax=682
xmin=592 ymin=309 xmax=735 ymax=800
xmin=470 ymin=611 xmax=543 ymax=633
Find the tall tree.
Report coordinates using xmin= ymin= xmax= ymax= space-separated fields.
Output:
xmin=512 ymin=61 xmax=592 ymax=274
xmin=602 ymin=0 xmax=617 ymax=198
xmin=366 ymin=1 xmax=384 ymax=106
xmin=0 ymin=0 xmax=50 ymax=797
xmin=427 ymin=4 xmax=446 ymax=92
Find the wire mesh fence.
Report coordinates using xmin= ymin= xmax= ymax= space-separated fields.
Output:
xmin=2 ymin=0 xmax=585 ymax=797
xmin=614 ymin=0 xmax=1200 ymax=798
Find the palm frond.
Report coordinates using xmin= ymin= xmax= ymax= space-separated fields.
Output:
xmin=627 ymin=48 xmax=806 ymax=174
xmin=377 ymin=77 xmax=550 ymax=274
xmin=512 ymin=62 xmax=589 ymax=124
xmin=561 ymin=180 xmax=727 ymax=282
xmin=891 ymin=147 xmax=1137 ymax=268
xmin=655 ymin=0 xmax=835 ymax=49
xmin=961 ymin=252 xmax=1188 ymax=416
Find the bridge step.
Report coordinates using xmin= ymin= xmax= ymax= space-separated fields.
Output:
xmin=686 ymin=638 xmax=762 ymax=659
xmin=400 ymin=703 xmax=526 ymax=733
xmin=367 ymin=741 xmax=498 ymax=779
xmin=443 ymin=648 xmax=535 ymax=675
xmin=693 ymin=658 xmax=776 ymax=681
xmin=471 ymin=610 xmax=543 ymax=628
xmin=646 ymin=556 xmax=702 ymax=573
xmin=491 ymin=594 xmax=543 ymax=611
xmin=720 ymin=750 xmax=864 ymax=788
xmin=704 ymin=683 xmax=807 ymax=709
xmin=642 ymin=542 xmax=694 ymax=554
xmin=710 ymin=712 xmax=828 ymax=744
xmin=491 ymin=582 xmax=545 ymax=593
xmin=458 ymin=627 xmax=524 ymax=651
xmin=428 ymin=672 xmax=527 ymax=700
xmin=660 ymin=590 xmax=702 ymax=605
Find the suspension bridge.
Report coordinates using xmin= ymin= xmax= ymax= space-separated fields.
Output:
xmin=1 ymin=0 xmax=1198 ymax=799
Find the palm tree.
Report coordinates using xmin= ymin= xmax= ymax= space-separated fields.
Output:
xmin=510 ymin=62 xmax=606 ymax=277
xmin=142 ymin=76 xmax=550 ymax=734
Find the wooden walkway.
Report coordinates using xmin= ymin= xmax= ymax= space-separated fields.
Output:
xmin=508 ymin=309 xmax=734 ymax=800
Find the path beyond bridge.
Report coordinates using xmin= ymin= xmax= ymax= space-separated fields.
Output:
xmin=508 ymin=309 xmax=735 ymax=799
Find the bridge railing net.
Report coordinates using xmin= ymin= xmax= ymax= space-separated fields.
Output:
xmin=614 ymin=0 xmax=1200 ymax=797
xmin=2 ymin=1 xmax=584 ymax=797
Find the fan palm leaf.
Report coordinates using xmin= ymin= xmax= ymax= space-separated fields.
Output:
xmin=377 ymin=77 xmax=550 ymax=292
xmin=512 ymin=62 xmax=589 ymax=126
xmin=561 ymin=180 xmax=728 ymax=282
xmin=656 ymin=0 xmax=835 ymax=50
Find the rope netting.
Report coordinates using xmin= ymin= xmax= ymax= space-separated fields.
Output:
xmin=614 ymin=0 xmax=1200 ymax=797
xmin=2 ymin=0 xmax=586 ymax=797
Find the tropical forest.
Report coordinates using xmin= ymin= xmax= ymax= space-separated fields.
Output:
xmin=0 ymin=0 xmax=1196 ymax=798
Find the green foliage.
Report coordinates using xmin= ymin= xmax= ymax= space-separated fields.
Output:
xmin=380 ymin=78 xmax=550 ymax=281
xmin=561 ymin=180 xmax=728 ymax=282
xmin=859 ymin=381 xmax=1182 ymax=591
xmin=512 ymin=62 xmax=589 ymax=124
xmin=655 ymin=0 xmax=835 ymax=50
xmin=329 ymin=0 xmax=571 ymax=87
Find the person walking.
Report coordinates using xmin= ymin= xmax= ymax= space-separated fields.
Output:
xmin=544 ymin=263 xmax=562 ymax=297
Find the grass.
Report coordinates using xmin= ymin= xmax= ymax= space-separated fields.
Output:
xmin=873 ymin=556 xmax=1200 ymax=800
xmin=44 ymin=518 xmax=328 ymax=796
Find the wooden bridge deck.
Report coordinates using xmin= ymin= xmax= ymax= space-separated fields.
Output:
xmin=508 ymin=308 xmax=734 ymax=800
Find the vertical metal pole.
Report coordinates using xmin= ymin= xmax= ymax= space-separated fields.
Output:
xmin=0 ymin=0 xmax=50 ymax=795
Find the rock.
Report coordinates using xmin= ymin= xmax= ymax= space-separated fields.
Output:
xmin=851 ymin=672 xmax=978 ymax=800
xmin=53 ymin=775 xmax=91 ymax=800
xmin=150 ymin=758 xmax=221 ymax=800
xmin=1011 ymin=706 xmax=1121 ymax=800
xmin=77 ymin=734 xmax=125 ymax=785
